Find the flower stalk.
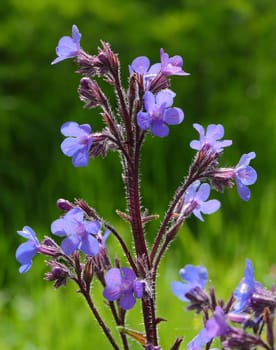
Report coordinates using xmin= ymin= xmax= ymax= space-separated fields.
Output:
xmin=15 ymin=24 xmax=260 ymax=350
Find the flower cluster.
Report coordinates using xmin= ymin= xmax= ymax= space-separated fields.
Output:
xmin=15 ymin=24 xmax=260 ymax=350
xmin=173 ymin=260 xmax=276 ymax=350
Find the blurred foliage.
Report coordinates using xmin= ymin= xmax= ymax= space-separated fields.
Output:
xmin=1 ymin=0 xmax=276 ymax=348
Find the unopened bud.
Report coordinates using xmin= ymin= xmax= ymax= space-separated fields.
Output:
xmin=78 ymin=77 xmax=107 ymax=108
xmin=76 ymin=51 xmax=100 ymax=77
xmin=39 ymin=236 xmax=62 ymax=257
xmin=83 ymin=258 xmax=94 ymax=288
xmin=45 ymin=261 xmax=69 ymax=288
xmin=97 ymin=41 xmax=119 ymax=77
xmin=56 ymin=198 xmax=74 ymax=212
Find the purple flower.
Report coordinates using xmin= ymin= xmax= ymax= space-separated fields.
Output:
xmin=160 ymin=48 xmax=189 ymax=76
xmin=172 ymin=264 xmax=208 ymax=302
xmin=137 ymin=89 xmax=184 ymax=137
xmin=188 ymin=307 xmax=229 ymax=350
xmin=51 ymin=208 xmax=100 ymax=256
xmin=51 ymin=25 xmax=81 ymax=65
xmin=103 ymin=267 xmax=144 ymax=310
xmin=233 ymin=259 xmax=258 ymax=313
xmin=60 ymin=121 xmax=93 ymax=167
xmin=182 ymin=181 xmax=221 ymax=221
xmin=190 ymin=123 xmax=232 ymax=153
xmin=129 ymin=56 xmax=161 ymax=89
xmin=234 ymin=152 xmax=257 ymax=201
xmin=16 ymin=226 xmax=40 ymax=273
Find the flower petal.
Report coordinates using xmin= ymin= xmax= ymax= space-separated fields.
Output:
xmin=171 ymin=281 xmax=191 ymax=302
xmin=71 ymin=25 xmax=81 ymax=49
xmin=51 ymin=218 xmax=67 ymax=237
xmin=143 ymin=91 xmax=155 ymax=112
xmin=179 ymin=265 xmax=208 ymax=288
xmin=237 ymin=152 xmax=256 ymax=168
xmin=61 ymin=122 xmax=86 ymax=137
xmin=16 ymin=241 xmax=37 ymax=264
xmin=196 ymin=183 xmax=211 ymax=202
xmin=19 ymin=263 xmax=33 ymax=274
xmin=156 ymin=89 xmax=175 ymax=108
xmin=105 ymin=268 xmax=122 ymax=286
xmin=17 ymin=226 xmax=38 ymax=242
xmin=55 ymin=36 xmax=77 ymax=56
xmin=120 ymin=292 xmax=136 ymax=310
xmin=61 ymin=138 xmax=82 ymax=156
xmin=72 ymin=149 xmax=90 ymax=167
xmin=121 ymin=267 xmax=136 ymax=282
xmin=200 ymin=199 xmax=221 ymax=215
xmin=129 ymin=56 xmax=150 ymax=74
xmin=61 ymin=236 xmax=80 ymax=255
xmin=137 ymin=112 xmax=151 ymax=131
xmin=236 ymin=166 xmax=257 ymax=186
xmin=103 ymin=285 xmax=121 ymax=301
xmin=84 ymin=220 xmax=101 ymax=234
xmin=133 ymin=281 xmax=144 ymax=298
xmin=79 ymin=235 xmax=99 ymax=256
xmin=236 ymin=177 xmax=251 ymax=201
xmin=206 ymin=124 xmax=224 ymax=141
xmin=151 ymin=121 xmax=169 ymax=137
xmin=164 ymin=107 xmax=184 ymax=125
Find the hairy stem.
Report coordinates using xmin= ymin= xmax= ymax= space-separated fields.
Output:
xmin=150 ymin=172 xmax=196 ymax=265
xmin=74 ymin=264 xmax=120 ymax=350
xmin=124 ymin=144 xmax=158 ymax=346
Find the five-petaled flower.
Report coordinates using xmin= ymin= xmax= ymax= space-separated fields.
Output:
xmin=234 ymin=152 xmax=257 ymax=201
xmin=51 ymin=24 xmax=81 ymax=65
xmin=188 ymin=306 xmax=230 ymax=350
xmin=172 ymin=264 xmax=208 ymax=302
xmin=103 ymin=267 xmax=144 ymax=310
xmin=51 ymin=207 xmax=100 ymax=256
xmin=190 ymin=123 xmax=232 ymax=153
xmin=181 ymin=180 xmax=221 ymax=221
xmin=61 ymin=121 xmax=93 ymax=167
xmin=137 ymin=89 xmax=184 ymax=137
xmin=233 ymin=259 xmax=259 ymax=313
xmin=16 ymin=226 xmax=40 ymax=273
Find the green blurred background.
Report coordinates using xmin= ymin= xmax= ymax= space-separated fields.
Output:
xmin=1 ymin=0 xmax=276 ymax=349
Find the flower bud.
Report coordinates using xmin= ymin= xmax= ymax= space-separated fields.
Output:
xmin=78 ymin=77 xmax=107 ymax=108
xmin=97 ymin=41 xmax=119 ymax=77
xmin=56 ymin=198 xmax=74 ymax=212
xmin=76 ymin=51 xmax=100 ymax=76
xmin=38 ymin=236 xmax=62 ymax=257
xmin=83 ymin=258 xmax=94 ymax=288
xmin=45 ymin=261 xmax=70 ymax=288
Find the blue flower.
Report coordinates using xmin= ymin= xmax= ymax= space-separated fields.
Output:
xmin=188 ymin=307 xmax=229 ymax=350
xmin=234 ymin=152 xmax=257 ymax=201
xmin=233 ymin=259 xmax=258 ymax=313
xmin=16 ymin=226 xmax=40 ymax=273
xmin=137 ymin=89 xmax=184 ymax=137
xmin=182 ymin=180 xmax=221 ymax=221
xmin=60 ymin=121 xmax=93 ymax=167
xmin=172 ymin=264 xmax=208 ymax=302
xmin=51 ymin=208 xmax=100 ymax=256
xmin=190 ymin=123 xmax=232 ymax=153
xmin=51 ymin=25 xmax=81 ymax=65
xmin=160 ymin=48 xmax=189 ymax=76
xmin=103 ymin=267 xmax=144 ymax=310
